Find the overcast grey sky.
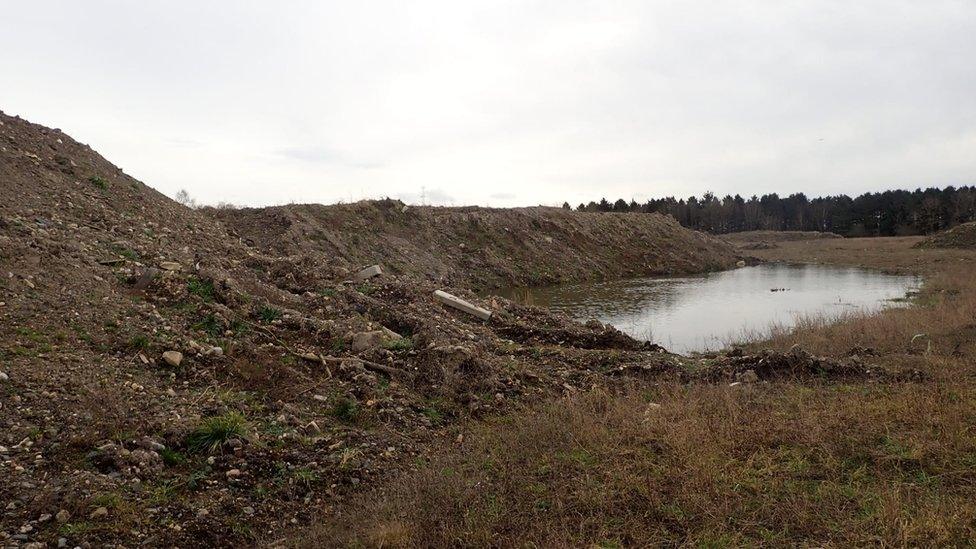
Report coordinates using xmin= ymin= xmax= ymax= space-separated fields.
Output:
xmin=3 ymin=1 xmax=975 ymax=207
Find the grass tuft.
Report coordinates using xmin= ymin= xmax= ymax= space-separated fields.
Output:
xmin=185 ymin=412 xmax=248 ymax=454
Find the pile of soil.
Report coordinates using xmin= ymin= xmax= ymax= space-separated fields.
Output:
xmin=211 ymin=202 xmax=739 ymax=291
xmin=916 ymin=222 xmax=976 ymax=249
xmin=0 ymin=110 xmax=903 ymax=547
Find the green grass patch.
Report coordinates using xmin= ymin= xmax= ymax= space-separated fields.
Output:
xmin=382 ymin=337 xmax=414 ymax=351
xmin=193 ymin=314 xmax=223 ymax=337
xmin=258 ymin=305 xmax=282 ymax=323
xmin=187 ymin=277 xmax=215 ymax=301
xmin=185 ymin=412 xmax=248 ymax=453
xmin=89 ymin=175 xmax=109 ymax=190
xmin=331 ymin=397 xmax=360 ymax=424
xmin=127 ymin=334 xmax=150 ymax=351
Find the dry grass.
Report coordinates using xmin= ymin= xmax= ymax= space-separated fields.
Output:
xmin=312 ymin=382 xmax=976 ymax=547
xmin=302 ymin=238 xmax=976 ymax=548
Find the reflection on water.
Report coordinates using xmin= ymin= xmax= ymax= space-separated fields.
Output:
xmin=498 ymin=264 xmax=920 ymax=354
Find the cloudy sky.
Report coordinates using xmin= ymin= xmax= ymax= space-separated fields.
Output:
xmin=3 ymin=1 xmax=975 ymax=207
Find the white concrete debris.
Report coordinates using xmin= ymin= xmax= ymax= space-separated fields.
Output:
xmin=433 ymin=290 xmax=492 ymax=321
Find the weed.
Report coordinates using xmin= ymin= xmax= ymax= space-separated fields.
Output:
xmin=356 ymin=282 xmax=374 ymax=295
xmin=230 ymin=319 xmax=250 ymax=335
xmin=292 ymin=467 xmax=319 ymax=488
xmin=127 ymin=334 xmax=150 ymax=351
xmin=193 ymin=314 xmax=222 ymax=337
xmin=92 ymin=492 xmax=123 ymax=509
xmin=160 ymin=448 xmax=186 ymax=467
xmin=330 ymin=337 xmax=348 ymax=353
xmin=185 ymin=464 xmax=212 ymax=490
xmin=258 ymin=305 xmax=282 ymax=323
xmin=382 ymin=337 xmax=414 ymax=351
xmin=185 ymin=412 xmax=248 ymax=453
xmin=331 ymin=397 xmax=360 ymax=424
xmin=421 ymin=406 xmax=444 ymax=426
xmin=89 ymin=175 xmax=109 ymax=190
xmin=187 ymin=277 xmax=215 ymax=301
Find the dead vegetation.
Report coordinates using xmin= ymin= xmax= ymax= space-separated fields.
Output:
xmin=311 ymin=238 xmax=976 ymax=548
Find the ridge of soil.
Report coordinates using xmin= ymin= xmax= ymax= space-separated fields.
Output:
xmin=211 ymin=202 xmax=738 ymax=291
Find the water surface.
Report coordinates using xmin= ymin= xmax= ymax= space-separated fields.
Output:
xmin=499 ymin=264 xmax=920 ymax=354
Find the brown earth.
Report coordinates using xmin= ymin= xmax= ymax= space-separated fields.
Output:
xmin=211 ymin=201 xmax=738 ymax=291
xmin=916 ymin=221 xmax=976 ymax=249
xmin=0 ymin=111 xmax=755 ymax=547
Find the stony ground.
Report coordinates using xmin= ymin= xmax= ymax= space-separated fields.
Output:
xmin=0 ymin=111 xmax=752 ymax=548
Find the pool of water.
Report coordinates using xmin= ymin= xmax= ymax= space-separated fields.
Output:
xmin=497 ymin=264 xmax=920 ymax=354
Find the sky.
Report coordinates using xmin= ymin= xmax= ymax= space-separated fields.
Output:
xmin=2 ymin=1 xmax=975 ymax=207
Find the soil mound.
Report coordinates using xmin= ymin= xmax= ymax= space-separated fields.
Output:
xmin=0 ymin=110 xmax=735 ymax=546
xmin=916 ymin=222 xmax=976 ymax=249
xmin=211 ymin=201 xmax=739 ymax=290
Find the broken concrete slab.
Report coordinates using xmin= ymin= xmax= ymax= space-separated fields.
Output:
xmin=354 ymin=264 xmax=383 ymax=282
xmin=433 ymin=290 xmax=492 ymax=321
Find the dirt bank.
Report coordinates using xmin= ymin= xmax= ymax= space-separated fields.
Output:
xmin=0 ymin=110 xmax=747 ymax=547
xmin=211 ymin=202 xmax=739 ymax=290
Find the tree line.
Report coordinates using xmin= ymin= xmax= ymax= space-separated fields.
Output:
xmin=563 ymin=186 xmax=976 ymax=237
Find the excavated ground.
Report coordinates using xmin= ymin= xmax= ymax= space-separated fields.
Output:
xmin=0 ymin=112 xmax=922 ymax=547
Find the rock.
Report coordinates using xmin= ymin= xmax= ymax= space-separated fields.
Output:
xmin=225 ymin=468 xmax=242 ymax=478
xmin=223 ymin=438 xmax=243 ymax=450
xmin=89 ymin=506 xmax=109 ymax=519
xmin=354 ymin=264 xmax=383 ymax=282
xmin=350 ymin=330 xmax=391 ymax=352
xmin=736 ymin=369 xmax=759 ymax=383
xmin=159 ymin=261 xmax=182 ymax=271
xmin=55 ymin=509 xmax=70 ymax=523
xmin=37 ymin=513 xmax=52 ymax=523
xmin=161 ymin=351 xmax=183 ymax=367
xmin=736 ymin=260 xmax=746 ymax=267
xmin=131 ymin=267 xmax=159 ymax=290
xmin=0 ymin=371 xmax=8 ymax=382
